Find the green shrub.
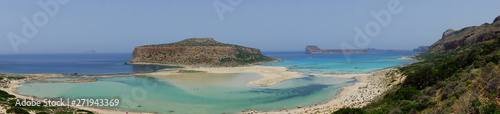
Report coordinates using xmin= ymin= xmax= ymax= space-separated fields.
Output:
xmin=76 ymin=109 xmax=94 ymax=114
xmin=487 ymin=62 xmax=497 ymax=66
xmin=333 ymin=107 xmax=366 ymax=114
xmin=6 ymin=107 xmax=29 ymax=114
xmin=0 ymin=90 xmax=15 ymax=101
xmin=7 ymin=76 xmax=26 ymax=80
xmin=482 ymin=103 xmax=500 ymax=114
xmin=464 ymin=79 xmax=473 ymax=87
xmin=389 ymin=87 xmax=420 ymax=101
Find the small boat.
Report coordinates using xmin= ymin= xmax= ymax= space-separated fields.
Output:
xmin=169 ymin=110 xmax=174 ymax=112
xmin=355 ymin=67 xmax=359 ymax=69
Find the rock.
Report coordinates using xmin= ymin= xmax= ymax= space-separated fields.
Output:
xmin=128 ymin=38 xmax=277 ymax=67
xmin=413 ymin=46 xmax=430 ymax=52
xmin=427 ymin=15 xmax=500 ymax=53
xmin=305 ymin=45 xmax=369 ymax=54
xmin=494 ymin=15 xmax=500 ymax=23
xmin=442 ymin=29 xmax=455 ymax=38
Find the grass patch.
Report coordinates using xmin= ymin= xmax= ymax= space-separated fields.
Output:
xmin=76 ymin=109 xmax=94 ymax=114
xmin=7 ymin=76 xmax=26 ymax=80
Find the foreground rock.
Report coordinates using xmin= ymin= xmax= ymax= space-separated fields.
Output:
xmin=128 ymin=38 xmax=277 ymax=67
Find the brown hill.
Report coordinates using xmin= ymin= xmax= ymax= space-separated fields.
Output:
xmin=128 ymin=38 xmax=277 ymax=67
xmin=427 ymin=16 xmax=500 ymax=53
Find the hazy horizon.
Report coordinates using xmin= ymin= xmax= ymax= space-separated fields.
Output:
xmin=1 ymin=0 xmax=500 ymax=54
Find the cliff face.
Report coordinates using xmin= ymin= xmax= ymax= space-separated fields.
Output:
xmin=305 ymin=45 xmax=368 ymax=54
xmin=427 ymin=15 xmax=500 ymax=53
xmin=129 ymin=38 xmax=276 ymax=67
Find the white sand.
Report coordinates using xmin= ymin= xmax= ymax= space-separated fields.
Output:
xmin=148 ymin=65 xmax=303 ymax=87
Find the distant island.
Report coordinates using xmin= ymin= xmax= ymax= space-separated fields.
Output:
xmin=305 ymin=45 xmax=368 ymax=54
xmin=127 ymin=38 xmax=277 ymax=67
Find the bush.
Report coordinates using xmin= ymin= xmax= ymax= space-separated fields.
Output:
xmin=389 ymin=87 xmax=420 ymax=101
xmin=487 ymin=62 xmax=497 ymax=66
xmin=6 ymin=107 xmax=29 ymax=114
xmin=0 ymin=90 xmax=15 ymax=101
xmin=482 ymin=103 xmax=500 ymax=114
xmin=333 ymin=107 xmax=366 ymax=114
xmin=76 ymin=110 xmax=94 ymax=114
xmin=36 ymin=112 xmax=49 ymax=114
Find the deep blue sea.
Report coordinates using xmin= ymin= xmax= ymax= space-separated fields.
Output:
xmin=0 ymin=53 xmax=174 ymax=75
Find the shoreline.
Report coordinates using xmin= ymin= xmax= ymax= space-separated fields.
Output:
xmin=0 ymin=58 xmax=413 ymax=113
xmin=262 ymin=67 xmax=405 ymax=114
xmin=0 ymin=74 xmax=153 ymax=114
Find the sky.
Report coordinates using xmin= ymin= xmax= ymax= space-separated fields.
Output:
xmin=1 ymin=0 xmax=500 ymax=54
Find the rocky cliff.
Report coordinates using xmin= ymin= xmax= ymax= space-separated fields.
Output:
xmin=305 ymin=45 xmax=369 ymax=54
xmin=413 ymin=46 xmax=430 ymax=52
xmin=426 ymin=15 xmax=500 ymax=53
xmin=128 ymin=38 xmax=277 ymax=67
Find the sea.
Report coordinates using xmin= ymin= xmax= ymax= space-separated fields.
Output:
xmin=2 ymin=51 xmax=419 ymax=113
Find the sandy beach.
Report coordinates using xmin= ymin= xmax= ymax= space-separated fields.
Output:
xmin=0 ymin=64 xmax=406 ymax=114
xmin=147 ymin=65 xmax=303 ymax=87
xmin=263 ymin=67 xmax=405 ymax=114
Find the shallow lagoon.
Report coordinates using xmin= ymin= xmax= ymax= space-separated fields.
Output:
xmin=17 ymin=73 xmax=355 ymax=113
xmin=260 ymin=51 xmax=419 ymax=74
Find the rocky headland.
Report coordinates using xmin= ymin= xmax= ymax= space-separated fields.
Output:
xmin=128 ymin=38 xmax=277 ymax=67
xmin=426 ymin=15 xmax=500 ymax=53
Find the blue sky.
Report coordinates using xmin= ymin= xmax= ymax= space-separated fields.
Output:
xmin=1 ymin=0 xmax=500 ymax=54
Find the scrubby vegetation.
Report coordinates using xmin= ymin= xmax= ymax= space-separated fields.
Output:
xmin=131 ymin=38 xmax=278 ymax=67
xmin=334 ymin=37 xmax=500 ymax=113
xmin=177 ymin=70 xmax=206 ymax=73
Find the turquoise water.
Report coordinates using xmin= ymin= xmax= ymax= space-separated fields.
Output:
xmin=17 ymin=74 xmax=355 ymax=113
xmin=260 ymin=51 xmax=418 ymax=74
xmin=11 ymin=51 xmax=418 ymax=113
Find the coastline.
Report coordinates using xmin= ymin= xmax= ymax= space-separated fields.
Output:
xmin=0 ymin=56 xmax=415 ymax=113
xmin=262 ymin=67 xmax=405 ymax=114
xmin=0 ymin=73 xmax=155 ymax=114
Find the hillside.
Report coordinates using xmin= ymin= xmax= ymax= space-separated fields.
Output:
xmin=425 ymin=16 xmax=500 ymax=54
xmin=334 ymin=15 xmax=500 ymax=114
xmin=128 ymin=38 xmax=277 ymax=67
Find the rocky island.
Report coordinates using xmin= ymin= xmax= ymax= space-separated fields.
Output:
xmin=128 ymin=38 xmax=277 ymax=67
xmin=305 ymin=45 xmax=369 ymax=54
